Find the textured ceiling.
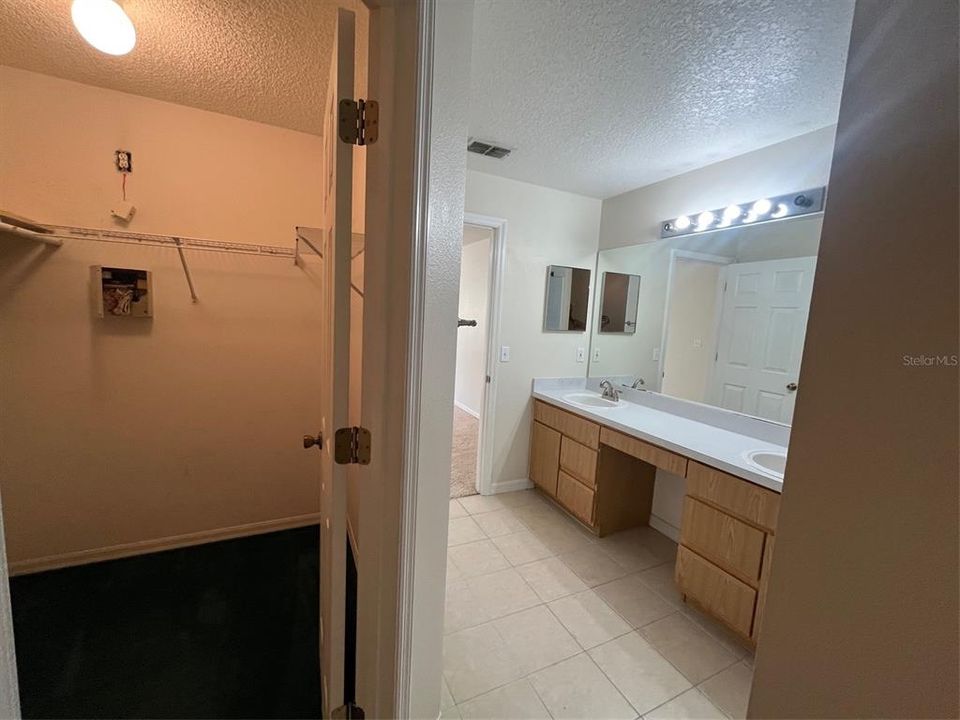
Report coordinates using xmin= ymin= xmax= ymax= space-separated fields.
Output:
xmin=0 ymin=0 xmax=368 ymax=136
xmin=468 ymin=0 xmax=855 ymax=198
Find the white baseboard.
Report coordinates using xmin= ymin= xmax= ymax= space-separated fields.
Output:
xmin=490 ymin=477 xmax=534 ymax=494
xmin=10 ymin=512 xmax=322 ymax=576
xmin=453 ymin=400 xmax=480 ymax=419
xmin=649 ymin=514 xmax=681 ymax=543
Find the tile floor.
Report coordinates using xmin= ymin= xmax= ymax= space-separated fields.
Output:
xmin=443 ymin=490 xmax=755 ymax=719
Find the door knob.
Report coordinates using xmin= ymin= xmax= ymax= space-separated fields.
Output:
xmin=303 ymin=433 xmax=323 ymax=449
xmin=786 ymin=382 xmax=798 ymax=392
xmin=458 ymin=318 xmax=478 ymax=328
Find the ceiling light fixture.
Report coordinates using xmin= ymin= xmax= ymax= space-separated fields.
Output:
xmin=660 ymin=187 xmax=826 ymax=239
xmin=71 ymin=0 xmax=136 ymax=56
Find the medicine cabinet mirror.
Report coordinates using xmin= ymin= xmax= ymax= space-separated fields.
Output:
xmin=543 ymin=265 xmax=591 ymax=332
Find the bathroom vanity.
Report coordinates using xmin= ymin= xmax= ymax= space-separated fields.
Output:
xmin=529 ymin=381 xmax=785 ymax=644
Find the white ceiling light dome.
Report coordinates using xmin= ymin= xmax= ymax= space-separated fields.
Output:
xmin=71 ymin=0 xmax=136 ymax=56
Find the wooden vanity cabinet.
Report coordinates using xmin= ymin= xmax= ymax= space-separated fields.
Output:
xmin=529 ymin=421 xmax=561 ymax=497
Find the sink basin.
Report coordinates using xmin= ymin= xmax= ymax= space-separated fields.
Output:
xmin=743 ymin=449 xmax=787 ymax=478
xmin=563 ymin=392 xmax=621 ymax=409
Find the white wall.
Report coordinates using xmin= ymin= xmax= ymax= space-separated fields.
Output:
xmin=454 ymin=228 xmax=491 ymax=416
xmin=465 ymin=171 xmax=601 ymax=489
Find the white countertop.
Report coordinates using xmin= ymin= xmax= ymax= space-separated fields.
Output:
xmin=532 ymin=383 xmax=786 ymax=493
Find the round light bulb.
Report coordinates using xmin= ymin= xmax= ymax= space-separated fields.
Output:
xmin=723 ymin=205 xmax=742 ymax=221
xmin=770 ymin=202 xmax=789 ymax=219
xmin=72 ymin=0 xmax=136 ymax=56
xmin=695 ymin=211 xmax=715 ymax=230
xmin=752 ymin=198 xmax=772 ymax=215
xmin=674 ymin=215 xmax=691 ymax=230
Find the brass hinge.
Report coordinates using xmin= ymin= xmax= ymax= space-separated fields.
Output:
xmin=338 ymin=99 xmax=379 ymax=146
xmin=334 ymin=426 xmax=372 ymax=465
xmin=332 ymin=702 xmax=365 ymax=719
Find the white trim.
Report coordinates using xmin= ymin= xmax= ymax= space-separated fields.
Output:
xmin=648 ymin=514 xmax=681 ymax=543
xmin=657 ymin=249 xmax=733 ymax=391
xmin=463 ymin=212 xmax=508 ymax=497
xmin=490 ymin=477 xmax=535 ymax=494
xmin=9 ymin=513 xmax=322 ymax=576
xmin=453 ymin=400 xmax=480 ymax=419
xmin=395 ymin=1 xmax=436 ymax=717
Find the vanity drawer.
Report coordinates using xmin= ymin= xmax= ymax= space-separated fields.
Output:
xmin=534 ymin=401 xmax=600 ymax=449
xmin=676 ymin=545 xmax=756 ymax=638
xmin=681 ymin=497 xmax=765 ymax=584
xmin=557 ymin=470 xmax=595 ymax=525
xmin=530 ymin=421 xmax=561 ymax=497
xmin=560 ymin=436 xmax=597 ymax=488
xmin=599 ymin=427 xmax=688 ymax=476
xmin=686 ymin=461 xmax=780 ymax=532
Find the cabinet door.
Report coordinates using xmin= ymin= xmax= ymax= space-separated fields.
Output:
xmin=530 ymin=421 xmax=561 ymax=497
xmin=557 ymin=471 xmax=595 ymax=525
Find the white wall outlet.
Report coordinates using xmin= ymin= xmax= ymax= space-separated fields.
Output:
xmin=592 ymin=348 xmax=601 ymax=362
xmin=652 ymin=347 xmax=661 ymax=362
xmin=499 ymin=345 xmax=511 ymax=362
xmin=693 ymin=337 xmax=703 ymax=349
xmin=576 ymin=347 xmax=586 ymax=363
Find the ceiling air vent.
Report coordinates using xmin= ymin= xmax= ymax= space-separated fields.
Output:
xmin=468 ymin=139 xmax=512 ymax=159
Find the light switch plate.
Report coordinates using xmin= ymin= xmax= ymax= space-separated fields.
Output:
xmin=500 ymin=345 xmax=511 ymax=362
xmin=592 ymin=348 xmax=601 ymax=362
xmin=576 ymin=347 xmax=585 ymax=363
xmin=652 ymin=347 xmax=661 ymax=362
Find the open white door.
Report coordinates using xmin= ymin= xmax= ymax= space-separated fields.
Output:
xmin=711 ymin=256 xmax=817 ymax=423
xmin=317 ymin=8 xmax=354 ymax=717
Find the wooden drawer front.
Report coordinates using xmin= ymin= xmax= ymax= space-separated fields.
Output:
xmin=676 ymin=545 xmax=756 ymax=638
xmin=534 ymin=401 xmax=600 ymax=449
xmin=599 ymin=427 xmax=688 ymax=476
xmin=557 ymin=471 xmax=595 ymax=525
xmin=530 ymin=421 xmax=561 ymax=497
xmin=681 ymin=497 xmax=765 ymax=584
xmin=560 ymin=437 xmax=597 ymax=488
xmin=753 ymin=535 xmax=775 ymax=641
xmin=686 ymin=461 xmax=780 ymax=532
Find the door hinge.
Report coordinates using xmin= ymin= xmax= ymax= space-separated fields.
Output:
xmin=338 ymin=99 xmax=379 ymax=146
xmin=334 ymin=426 xmax=372 ymax=465
xmin=332 ymin=702 xmax=365 ymax=719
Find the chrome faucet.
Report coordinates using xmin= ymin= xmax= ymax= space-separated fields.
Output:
xmin=630 ymin=377 xmax=646 ymax=390
xmin=599 ymin=379 xmax=620 ymax=401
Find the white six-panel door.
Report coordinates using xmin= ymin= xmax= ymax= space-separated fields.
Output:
xmin=710 ymin=256 xmax=817 ymax=423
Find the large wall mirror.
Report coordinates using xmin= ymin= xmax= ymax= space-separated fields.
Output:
xmin=588 ymin=214 xmax=822 ymax=424
xmin=544 ymin=265 xmax=591 ymax=332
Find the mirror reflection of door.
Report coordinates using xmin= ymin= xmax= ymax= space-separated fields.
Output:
xmin=599 ymin=272 xmax=641 ymax=333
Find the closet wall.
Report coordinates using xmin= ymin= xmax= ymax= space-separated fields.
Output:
xmin=0 ymin=67 xmax=345 ymax=571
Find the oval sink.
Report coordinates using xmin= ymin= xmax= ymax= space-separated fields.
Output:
xmin=563 ymin=392 xmax=621 ymax=409
xmin=743 ymin=449 xmax=787 ymax=478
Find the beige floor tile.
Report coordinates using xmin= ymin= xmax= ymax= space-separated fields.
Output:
xmin=698 ymin=661 xmax=753 ymax=719
xmin=589 ymin=632 xmax=691 ymax=716
xmin=548 ymin=589 xmax=632 ymax=649
xmin=443 ymin=623 xmax=528 ymax=703
xmin=448 ymin=539 xmax=510 ymax=578
xmin=636 ymin=562 xmax=684 ymax=608
xmin=444 ymin=567 xmax=540 ymax=634
xmin=440 ymin=704 xmax=462 ymax=719
xmin=473 ymin=508 xmax=528 ymax=537
xmin=493 ymin=605 xmax=581 ymax=673
xmin=681 ymin=606 xmax=749 ymax=659
xmin=595 ymin=574 xmax=675 ymax=629
xmin=529 ymin=653 xmax=637 ymax=720
xmin=441 ymin=676 xmax=456 ymax=710
xmin=560 ymin=545 xmax=631 ymax=587
xmin=491 ymin=530 xmax=555 ymax=566
xmin=517 ymin=556 xmax=589 ymax=602
xmin=640 ymin=613 xmax=739 ymax=684
xmin=449 ymin=499 xmax=469 ymax=519
xmin=529 ymin=520 xmax=597 ymax=554
xmin=644 ymin=688 xmax=726 ymax=719
xmin=460 ymin=490 xmax=537 ymax=514
xmin=596 ymin=530 xmax=670 ymax=573
xmin=495 ymin=489 xmax=543 ymax=508
xmin=448 ymin=516 xmax=487 ymax=546
xmin=457 ymin=679 xmax=552 ymax=720
xmin=446 ymin=556 xmax=463 ymax=584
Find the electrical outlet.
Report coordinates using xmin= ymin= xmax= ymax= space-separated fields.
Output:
xmin=576 ymin=347 xmax=585 ymax=363
xmin=499 ymin=345 xmax=511 ymax=362
xmin=115 ymin=150 xmax=132 ymax=173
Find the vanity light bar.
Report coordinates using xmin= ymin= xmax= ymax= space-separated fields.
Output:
xmin=660 ymin=186 xmax=826 ymax=239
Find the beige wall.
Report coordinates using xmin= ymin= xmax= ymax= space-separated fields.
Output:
xmin=749 ymin=1 xmax=959 ymax=717
xmin=465 ymin=170 xmax=601 ymax=490
xmin=0 ymin=68 xmax=333 ymax=570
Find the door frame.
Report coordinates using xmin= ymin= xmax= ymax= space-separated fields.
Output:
xmin=461 ymin=213 xmax=507 ymax=496
xmin=658 ymin=249 xmax=732 ymax=392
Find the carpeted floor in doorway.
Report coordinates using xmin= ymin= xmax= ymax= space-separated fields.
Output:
xmin=450 ymin=406 xmax=479 ymax=499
